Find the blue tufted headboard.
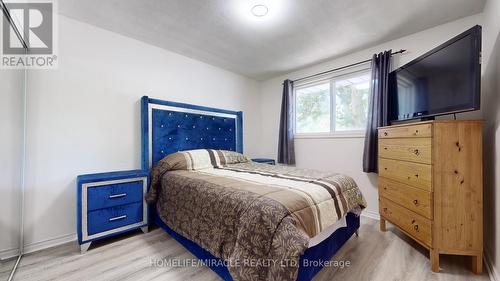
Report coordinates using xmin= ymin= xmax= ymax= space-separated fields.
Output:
xmin=141 ymin=96 xmax=243 ymax=170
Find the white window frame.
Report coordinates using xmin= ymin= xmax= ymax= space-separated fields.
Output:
xmin=294 ymin=63 xmax=371 ymax=139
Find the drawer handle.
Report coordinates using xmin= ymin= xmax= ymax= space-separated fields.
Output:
xmin=384 ymin=132 xmax=388 ymax=136
xmin=413 ymin=149 xmax=419 ymax=155
xmin=109 ymin=193 xmax=127 ymax=199
xmin=413 ymin=224 xmax=419 ymax=232
xmin=109 ymin=215 xmax=127 ymax=222
xmin=383 ymin=207 xmax=387 ymax=212
xmin=413 ymin=199 xmax=418 ymax=205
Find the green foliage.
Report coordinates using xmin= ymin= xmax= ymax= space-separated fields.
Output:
xmin=335 ymin=84 xmax=369 ymax=131
xmin=296 ymin=89 xmax=330 ymax=133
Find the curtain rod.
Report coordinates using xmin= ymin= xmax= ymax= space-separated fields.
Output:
xmin=292 ymin=49 xmax=406 ymax=83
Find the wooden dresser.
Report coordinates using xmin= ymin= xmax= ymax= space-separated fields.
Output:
xmin=378 ymin=120 xmax=483 ymax=273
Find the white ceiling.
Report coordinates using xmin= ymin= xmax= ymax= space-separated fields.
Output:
xmin=59 ymin=0 xmax=485 ymax=80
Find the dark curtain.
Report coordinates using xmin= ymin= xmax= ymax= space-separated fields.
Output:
xmin=278 ymin=79 xmax=295 ymax=165
xmin=363 ymin=50 xmax=392 ymax=173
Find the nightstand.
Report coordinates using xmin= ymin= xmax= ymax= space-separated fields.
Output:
xmin=77 ymin=170 xmax=149 ymax=253
xmin=251 ymin=158 xmax=276 ymax=165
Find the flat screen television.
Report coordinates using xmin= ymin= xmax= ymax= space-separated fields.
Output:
xmin=388 ymin=25 xmax=481 ymax=122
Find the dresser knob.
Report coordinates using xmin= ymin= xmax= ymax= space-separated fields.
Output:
xmin=384 ymin=132 xmax=388 ymax=136
xmin=414 ymin=225 xmax=419 ymax=232
xmin=413 ymin=199 xmax=418 ymax=205
xmin=413 ymin=149 xmax=419 ymax=155
xmin=383 ymin=207 xmax=387 ymax=212
xmin=415 ymin=174 xmax=419 ymax=178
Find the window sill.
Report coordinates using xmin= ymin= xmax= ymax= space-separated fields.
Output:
xmin=294 ymin=132 xmax=365 ymax=139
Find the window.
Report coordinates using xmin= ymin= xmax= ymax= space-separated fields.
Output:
xmin=295 ymin=68 xmax=371 ymax=136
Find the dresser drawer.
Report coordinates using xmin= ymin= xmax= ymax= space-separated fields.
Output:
xmin=87 ymin=202 xmax=143 ymax=235
xmin=379 ymin=158 xmax=432 ymax=191
xmin=379 ymin=177 xmax=432 ymax=219
xmin=87 ymin=180 xmax=144 ymax=211
xmin=379 ymin=124 xmax=432 ymax=139
xmin=380 ymin=198 xmax=432 ymax=247
xmin=379 ymin=138 xmax=432 ymax=164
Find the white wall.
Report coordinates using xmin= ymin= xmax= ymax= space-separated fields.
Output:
xmin=259 ymin=14 xmax=483 ymax=217
xmin=480 ymin=0 xmax=500 ymax=278
xmin=9 ymin=15 xmax=261 ymax=255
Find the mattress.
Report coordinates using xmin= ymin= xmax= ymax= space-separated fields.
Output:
xmin=146 ymin=149 xmax=367 ymax=281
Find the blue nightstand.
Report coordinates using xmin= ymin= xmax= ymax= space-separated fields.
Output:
xmin=77 ymin=170 xmax=149 ymax=253
xmin=252 ymin=158 xmax=276 ymax=165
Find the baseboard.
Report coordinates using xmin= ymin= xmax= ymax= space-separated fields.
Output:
xmin=1 ymin=233 xmax=77 ymax=260
xmin=485 ymin=251 xmax=500 ymax=281
xmin=361 ymin=209 xmax=380 ymax=220
xmin=23 ymin=233 xmax=76 ymax=255
xmin=0 ymin=247 xmax=20 ymax=261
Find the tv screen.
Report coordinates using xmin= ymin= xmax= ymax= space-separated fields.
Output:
xmin=388 ymin=25 xmax=481 ymax=122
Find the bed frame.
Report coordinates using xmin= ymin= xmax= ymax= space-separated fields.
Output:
xmin=140 ymin=96 xmax=360 ymax=281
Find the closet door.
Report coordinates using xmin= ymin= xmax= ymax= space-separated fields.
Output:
xmin=0 ymin=8 xmax=27 ymax=280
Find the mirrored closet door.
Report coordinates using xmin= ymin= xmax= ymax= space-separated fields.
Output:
xmin=0 ymin=1 xmax=27 ymax=280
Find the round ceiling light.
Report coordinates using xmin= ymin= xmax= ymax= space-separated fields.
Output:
xmin=251 ymin=4 xmax=268 ymax=17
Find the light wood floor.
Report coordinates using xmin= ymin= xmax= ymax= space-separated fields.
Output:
xmin=0 ymin=258 xmax=16 ymax=281
xmin=0 ymin=217 xmax=490 ymax=281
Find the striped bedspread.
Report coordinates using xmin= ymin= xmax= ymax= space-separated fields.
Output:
xmin=146 ymin=150 xmax=366 ymax=281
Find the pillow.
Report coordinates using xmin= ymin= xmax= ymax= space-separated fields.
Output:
xmin=146 ymin=149 xmax=249 ymax=204
xmin=156 ymin=149 xmax=249 ymax=172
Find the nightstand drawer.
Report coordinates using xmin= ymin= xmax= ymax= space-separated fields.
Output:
xmin=87 ymin=180 xmax=144 ymax=211
xmin=252 ymin=158 xmax=276 ymax=165
xmin=87 ymin=202 xmax=143 ymax=235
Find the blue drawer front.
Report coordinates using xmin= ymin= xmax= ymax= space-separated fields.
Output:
xmin=87 ymin=180 xmax=144 ymax=211
xmin=87 ymin=202 xmax=143 ymax=235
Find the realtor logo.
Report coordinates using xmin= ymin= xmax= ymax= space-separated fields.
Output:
xmin=1 ymin=0 xmax=57 ymax=69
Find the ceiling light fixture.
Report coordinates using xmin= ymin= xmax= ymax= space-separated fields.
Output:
xmin=251 ymin=4 xmax=268 ymax=17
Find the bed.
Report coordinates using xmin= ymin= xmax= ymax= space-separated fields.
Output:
xmin=140 ymin=96 xmax=366 ymax=281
